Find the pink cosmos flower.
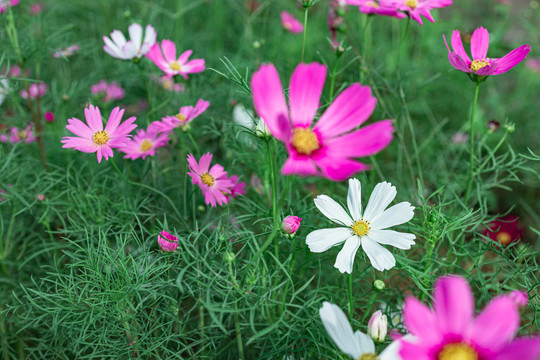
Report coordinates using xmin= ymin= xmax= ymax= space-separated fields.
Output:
xmin=61 ymin=105 xmax=137 ymax=163
xmin=400 ymin=275 xmax=540 ymax=360
xmin=120 ymin=124 xmax=170 ymax=160
xmin=187 ymin=153 xmax=234 ymax=207
xmin=20 ymin=83 xmax=48 ymax=99
xmin=483 ymin=215 xmax=522 ymax=247
xmin=158 ymin=230 xmax=179 ymax=252
xmin=444 ymin=27 xmax=530 ymax=77
xmin=151 ymin=99 xmax=210 ymax=132
xmin=103 ymin=23 xmax=156 ymax=60
xmin=91 ymin=80 xmax=125 ymax=102
xmin=146 ymin=40 xmax=205 ymax=79
xmin=389 ymin=0 xmax=452 ymax=25
xmin=251 ymin=62 xmax=394 ymax=181
xmin=282 ymin=215 xmax=302 ymax=234
xmin=227 ymin=175 xmax=246 ymax=199
xmin=30 ymin=2 xmax=44 ymax=15
xmin=346 ymin=0 xmax=406 ymax=19
xmin=159 ymin=75 xmax=185 ymax=93
xmin=509 ymin=290 xmax=528 ymax=307
xmin=35 ymin=194 xmax=45 ymax=201
xmin=281 ymin=11 xmax=304 ymax=34
xmin=0 ymin=0 xmax=19 ymax=13
xmin=0 ymin=124 xmax=36 ymax=144
xmin=52 ymin=44 xmax=79 ymax=58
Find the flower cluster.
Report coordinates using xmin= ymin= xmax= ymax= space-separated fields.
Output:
xmin=346 ymin=0 xmax=452 ymax=25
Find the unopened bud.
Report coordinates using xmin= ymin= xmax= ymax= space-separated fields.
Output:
xmin=486 ymin=119 xmax=500 ymax=134
xmin=373 ymin=279 xmax=385 ymax=292
xmin=224 ymin=251 xmax=235 ymax=263
xmin=367 ymin=310 xmax=388 ymax=343
xmin=282 ymin=215 xmax=302 ymax=235
xmin=509 ymin=290 xmax=528 ymax=307
xmin=504 ymin=123 xmax=515 ymax=133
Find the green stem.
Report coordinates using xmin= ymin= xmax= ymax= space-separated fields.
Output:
xmin=360 ymin=292 xmax=378 ymax=325
xmin=234 ymin=304 xmax=245 ymax=360
xmin=186 ymin=130 xmax=201 ymax=157
xmin=301 ymin=7 xmax=309 ymax=62
xmin=266 ymin=140 xmax=279 ymax=260
xmin=137 ymin=62 xmax=152 ymax=118
xmin=475 ymin=131 xmax=509 ymax=176
xmin=464 ymin=82 xmax=481 ymax=202
xmin=348 ymin=273 xmax=354 ymax=319
xmin=329 ymin=56 xmax=339 ymax=101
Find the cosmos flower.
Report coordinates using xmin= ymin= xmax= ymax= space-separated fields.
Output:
xmin=368 ymin=310 xmax=388 ymax=343
xmin=187 ymin=153 xmax=235 ymax=207
xmin=483 ymin=215 xmax=523 ymax=246
xmin=227 ymin=175 xmax=246 ymax=199
xmin=151 ymin=99 xmax=209 ymax=132
xmin=282 ymin=215 xmax=302 ymax=235
xmin=158 ymin=75 xmax=185 ymax=93
xmin=281 ymin=11 xmax=304 ymax=34
xmin=120 ymin=124 xmax=170 ymax=160
xmin=103 ymin=23 xmax=157 ymax=60
xmin=20 ymin=83 xmax=48 ymax=99
xmin=158 ymin=230 xmax=179 ymax=252
xmin=346 ymin=0 xmax=406 ymax=19
xmin=444 ymin=27 xmax=530 ymax=77
xmin=52 ymin=44 xmax=80 ymax=58
xmin=399 ymin=275 xmax=540 ymax=360
xmin=0 ymin=124 xmax=36 ymax=144
xmin=91 ymin=80 xmax=125 ymax=103
xmin=145 ymin=40 xmax=205 ymax=78
xmin=251 ymin=62 xmax=394 ymax=181
xmin=0 ymin=0 xmax=19 ymax=13
xmin=306 ymin=179 xmax=415 ymax=273
xmin=389 ymin=0 xmax=452 ymax=25
xmin=61 ymin=105 xmax=137 ymax=163
xmin=30 ymin=2 xmax=44 ymax=15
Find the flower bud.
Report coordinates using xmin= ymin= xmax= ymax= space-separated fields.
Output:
xmin=44 ymin=111 xmax=55 ymax=123
xmin=367 ymin=310 xmax=388 ymax=343
xmin=158 ymin=230 xmax=179 ymax=252
xmin=509 ymin=290 xmax=528 ymax=307
xmin=224 ymin=251 xmax=236 ymax=263
xmin=373 ymin=279 xmax=385 ymax=292
xmin=282 ymin=215 xmax=302 ymax=235
xmin=486 ymin=119 xmax=500 ymax=134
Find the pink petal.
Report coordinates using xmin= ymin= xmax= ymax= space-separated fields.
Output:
xmin=398 ymin=342 xmax=431 ymax=360
xmin=182 ymin=59 xmax=205 ymax=74
xmin=448 ymin=52 xmax=472 ymax=73
xmin=161 ymin=39 xmax=177 ymax=63
xmin=288 ymin=63 xmax=327 ymax=127
xmin=209 ymin=163 xmax=225 ymax=179
xmin=66 ymin=118 xmax=93 ymax=138
xmin=495 ymin=337 xmax=540 ymax=360
xmin=281 ymin=154 xmax=318 ymax=177
xmin=490 ymin=44 xmax=530 ymax=75
xmin=104 ymin=107 xmax=123 ymax=133
xmin=145 ymin=43 xmax=164 ymax=63
xmin=433 ymin=276 xmax=474 ymax=336
xmin=178 ymin=49 xmax=193 ymax=64
xmin=85 ymin=105 xmax=103 ymax=131
xmin=450 ymin=30 xmax=472 ymax=64
xmin=324 ymin=120 xmax=393 ymax=158
xmin=314 ymin=156 xmax=369 ymax=181
xmin=403 ymin=297 xmax=441 ymax=345
xmin=187 ymin=154 xmax=201 ymax=175
xmin=199 ymin=153 xmax=213 ymax=173
xmin=96 ymin=148 xmax=103 ymax=163
xmin=471 ymin=27 xmax=489 ymax=60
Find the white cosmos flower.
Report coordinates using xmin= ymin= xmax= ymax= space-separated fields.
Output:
xmin=319 ymin=302 xmax=403 ymax=360
xmin=306 ymin=179 xmax=415 ymax=273
xmin=232 ymin=104 xmax=270 ymax=138
xmin=103 ymin=23 xmax=157 ymax=60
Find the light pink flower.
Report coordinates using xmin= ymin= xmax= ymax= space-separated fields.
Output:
xmin=227 ymin=175 xmax=246 ymax=199
xmin=103 ymin=23 xmax=156 ymax=60
xmin=509 ymin=290 xmax=528 ymax=307
xmin=281 ymin=11 xmax=304 ymax=34
xmin=187 ymin=153 xmax=234 ymax=207
xmin=120 ymin=125 xmax=170 ymax=160
xmin=151 ymin=99 xmax=210 ymax=132
xmin=451 ymin=132 xmax=468 ymax=144
xmin=525 ymin=58 xmax=540 ymax=73
xmin=158 ymin=230 xmax=179 ymax=252
xmin=0 ymin=0 xmax=19 ymax=13
xmin=282 ymin=215 xmax=302 ymax=234
xmin=146 ymin=40 xmax=205 ymax=78
xmin=91 ymin=80 xmax=125 ymax=102
xmin=400 ymin=275 xmax=540 ymax=360
xmin=368 ymin=310 xmax=388 ymax=342
xmin=35 ymin=194 xmax=45 ymax=201
xmin=20 ymin=83 xmax=48 ymax=99
xmin=444 ymin=27 xmax=530 ymax=77
xmin=346 ymin=0 xmax=406 ymax=18
xmin=53 ymin=44 xmax=79 ymax=58
xmin=30 ymin=3 xmax=44 ymax=15
xmin=44 ymin=112 xmax=55 ymax=123
xmin=61 ymin=105 xmax=137 ymax=163
xmin=251 ymin=62 xmax=394 ymax=181
xmin=389 ymin=0 xmax=452 ymax=25
xmin=0 ymin=124 xmax=36 ymax=144
xmin=159 ymin=75 xmax=185 ymax=93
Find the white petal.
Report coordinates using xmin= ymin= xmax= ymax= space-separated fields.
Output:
xmin=354 ymin=331 xmax=375 ymax=354
xmin=347 ymin=178 xmax=362 ymax=220
xmin=334 ymin=236 xmax=361 ymax=274
xmin=368 ymin=229 xmax=415 ymax=250
xmin=361 ymin=237 xmax=396 ymax=271
xmin=128 ymin=23 xmax=143 ymax=50
xmin=319 ymin=302 xmax=364 ymax=359
xmin=306 ymin=227 xmax=352 ymax=253
xmin=122 ymin=41 xmax=139 ymax=59
xmin=370 ymin=202 xmax=415 ymax=230
xmin=103 ymin=36 xmax=124 ymax=58
xmin=143 ymin=24 xmax=157 ymax=47
xmin=232 ymin=104 xmax=256 ymax=129
xmin=110 ymin=30 xmax=127 ymax=48
xmin=314 ymin=195 xmax=353 ymax=226
xmin=362 ymin=182 xmax=397 ymax=221
xmin=378 ymin=339 xmax=404 ymax=360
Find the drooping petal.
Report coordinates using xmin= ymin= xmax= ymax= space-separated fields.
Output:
xmin=353 ymin=331 xmax=375 ymax=354
xmin=306 ymin=227 xmax=353 ymax=252
xmin=334 ymin=236 xmax=361 ymax=273
xmin=314 ymin=156 xmax=370 ymax=182
xmin=369 ymin=202 xmax=415 ymax=230
xmin=471 ymin=295 xmax=519 ymax=350
xmin=361 ymin=237 xmax=395 ymax=271
xmin=448 ymin=52 xmax=473 ymax=73
xmin=470 ymin=27 xmax=489 ymax=60
xmin=288 ymin=62 xmax=327 ymax=127
xmin=433 ymin=276 xmax=474 ymax=335
xmin=490 ymin=44 xmax=530 ymax=75
xmin=495 ymin=337 xmax=540 ymax=360
xmin=319 ymin=302 xmax=364 ymax=359
xmin=450 ymin=30 xmax=472 ymax=64
xmin=347 ymin=178 xmax=362 ymax=220
xmin=314 ymin=195 xmax=354 ymax=226
xmin=362 ymin=182 xmax=397 ymax=222
xmin=367 ymin=229 xmax=415 ymax=250
xmin=324 ymin=120 xmax=394 ymax=158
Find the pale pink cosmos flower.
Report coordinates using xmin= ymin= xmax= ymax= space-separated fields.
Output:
xmin=346 ymin=0 xmax=406 ymax=19
xmin=444 ymin=27 xmax=530 ymax=77
xmin=103 ymin=23 xmax=156 ymax=60
xmin=187 ymin=153 xmax=234 ymax=207
xmin=151 ymin=99 xmax=210 ymax=132
xmin=159 ymin=75 xmax=185 ymax=93
xmin=35 ymin=194 xmax=45 ymax=201
xmin=282 ymin=215 xmax=302 ymax=234
xmin=251 ymin=62 xmax=394 ymax=181
xmin=52 ymin=44 xmax=79 ymax=58
xmin=158 ymin=230 xmax=179 ymax=252
xmin=61 ymin=105 xmax=137 ymax=163
xmin=0 ymin=124 xmax=36 ymax=144
xmin=400 ymin=275 xmax=540 ymax=360
xmin=0 ymin=0 xmax=19 ymax=13
xmin=281 ymin=11 xmax=304 ymax=34
xmin=389 ymin=0 xmax=452 ymax=25
xmin=146 ymin=40 xmax=205 ymax=78
xmin=20 ymin=83 xmax=48 ymax=99
xmin=91 ymin=80 xmax=125 ymax=103
xmin=120 ymin=124 xmax=170 ymax=160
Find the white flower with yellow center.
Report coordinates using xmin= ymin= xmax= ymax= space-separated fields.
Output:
xmin=306 ymin=179 xmax=415 ymax=273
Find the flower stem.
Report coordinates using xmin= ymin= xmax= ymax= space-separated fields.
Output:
xmin=329 ymin=55 xmax=340 ymax=101
xmin=234 ymin=304 xmax=245 ymax=360
xmin=301 ymin=7 xmax=309 ymax=62
xmin=475 ymin=130 xmax=509 ymax=176
xmin=137 ymin=62 xmax=152 ymax=118
xmin=266 ymin=140 xmax=279 ymax=260
xmin=464 ymin=82 xmax=481 ymax=202
xmin=186 ymin=129 xmax=201 ymax=157
xmin=348 ymin=273 xmax=354 ymax=320
xmin=360 ymin=292 xmax=378 ymax=325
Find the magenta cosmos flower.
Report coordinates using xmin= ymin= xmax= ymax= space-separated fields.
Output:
xmin=400 ymin=275 xmax=540 ymax=360
xmin=20 ymin=83 xmax=47 ymax=99
xmin=0 ymin=124 xmax=36 ymax=144
xmin=444 ymin=27 xmax=530 ymax=77
xmin=251 ymin=63 xmax=394 ymax=181
xmin=281 ymin=11 xmax=303 ymax=34
xmin=91 ymin=80 xmax=125 ymax=102
xmin=389 ymin=0 xmax=452 ymax=25
xmin=0 ymin=0 xmax=18 ymax=13
xmin=346 ymin=0 xmax=406 ymax=19
xmin=282 ymin=215 xmax=302 ymax=235
xmin=120 ymin=124 xmax=169 ymax=160
xmin=146 ymin=40 xmax=205 ymax=79
xmin=158 ymin=230 xmax=179 ymax=252
xmin=187 ymin=153 xmax=235 ymax=207
xmin=61 ymin=105 xmax=137 ymax=163
xmin=151 ymin=99 xmax=210 ymax=132
xmin=103 ymin=23 xmax=156 ymax=60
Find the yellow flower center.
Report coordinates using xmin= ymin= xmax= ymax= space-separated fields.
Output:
xmin=140 ymin=139 xmax=153 ymax=152
xmin=284 ymin=22 xmax=292 ymax=30
xmin=175 ymin=113 xmax=187 ymax=122
xmin=470 ymin=59 xmax=489 ymax=72
xmin=92 ymin=130 xmax=109 ymax=145
xmin=170 ymin=61 xmax=182 ymax=71
xmin=291 ymin=127 xmax=320 ymax=155
xmin=358 ymin=354 xmax=377 ymax=360
xmin=496 ymin=231 xmax=512 ymax=245
xmin=201 ymin=172 xmax=215 ymax=187
xmin=366 ymin=1 xmax=380 ymax=8
xmin=351 ymin=219 xmax=370 ymax=237
xmin=17 ymin=130 xmax=28 ymax=139
xmin=438 ymin=343 xmax=478 ymax=360
xmin=405 ymin=0 xmax=418 ymax=9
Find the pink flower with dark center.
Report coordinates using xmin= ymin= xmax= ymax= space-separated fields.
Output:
xmin=281 ymin=11 xmax=304 ymax=34
xmin=187 ymin=153 xmax=234 ymax=207
xmin=282 ymin=215 xmax=302 ymax=234
xmin=444 ymin=27 xmax=530 ymax=77
xmin=158 ymin=230 xmax=179 ymax=252
xmin=483 ymin=215 xmax=522 ymax=246
xmin=347 ymin=0 xmax=406 ymax=19
xmin=0 ymin=0 xmax=19 ymax=13
xmin=53 ymin=44 xmax=79 ymax=58
xmin=389 ymin=0 xmax=452 ymax=25
xmin=0 ymin=124 xmax=36 ymax=144
xmin=151 ymin=99 xmax=210 ymax=132
xmin=61 ymin=105 xmax=137 ymax=163
xmin=120 ymin=124 xmax=170 ymax=160
xmin=146 ymin=40 xmax=205 ymax=78
xmin=251 ymin=62 xmax=394 ymax=181
xmin=20 ymin=83 xmax=48 ymax=99
xmin=400 ymin=275 xmax=540 ymax=360
xmin=91 ymin=80 xmax=125 ymax=102
xmin=103 ymin=23 xmax=156 ymax=60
